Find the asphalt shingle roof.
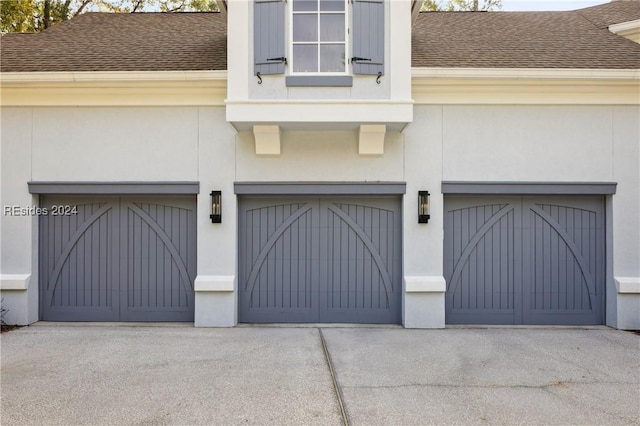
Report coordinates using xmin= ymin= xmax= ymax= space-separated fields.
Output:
xmin=412 ymin=1 xmax=640 ymax=69
xmin=1 ymin=1 xmax=638 ymax=72
xmin=0 ymin=12 xmax=227 ymax=72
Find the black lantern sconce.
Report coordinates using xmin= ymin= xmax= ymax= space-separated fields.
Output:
xmin=210 ymin=191 xmax=222 ymax=223
xmin=418 ymin=191 xmax=430 ymax=223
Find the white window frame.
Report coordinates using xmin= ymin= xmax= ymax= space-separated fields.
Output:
xmin=288 ymin=0 xmax=350 ymax=76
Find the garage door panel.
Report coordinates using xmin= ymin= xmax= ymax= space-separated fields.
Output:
xmin=320 ymin=200 xmax=400 ymax=322
xmin=445 ymin=199 xmax=518 ymax=323
xmin=323 ymin=263 xmax=386 ymax=310
xmin=324 ymin=204 xmax=395 ymax=304
xmin=40 ymin=199 xmax=118 ymax=321
xmin=40 ymin=196 xmax=196 ymax=322
xmin=239 ymin=196 xmax=401 ymax=324
xmin=120 ymin=200 xmax=195 ymax=322
xmin=523 ymin=199 xmax=603 ymax=325
xmin=445 ymin=196 xmax=604 ymax=325
xmin=239 ymin=200 xmax=318 ymax=321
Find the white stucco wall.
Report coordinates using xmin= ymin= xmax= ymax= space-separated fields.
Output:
xmin=31 ymin=107 xmax=199 ymax=181
xmin=1 ymin=108 xmax=39 ymax=324
xmin=402 ymin=106 xmax=445 ymax=327
xmin=611 ymin=107 xmax=640 ymax=277
xmin=195 ymin=107 xmax=238 ymax=327
xmin=441 ymin=105 xmax=616 ymax=181
xmin=612 ymin=106 xmax=640 ymax=329
xmin=236 ymin=130 xmax=403 ymax=181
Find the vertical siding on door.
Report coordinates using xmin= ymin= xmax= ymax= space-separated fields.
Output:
xmin=238 ymin=197 xmax=401 ymax=324
xmin=120 ymin=201 xmax=195 ymax=321
xmin=324 ymin=202 xmax=396 ymax=314
xmin=40 ymin=196 xmax=196 ymax=322
xmin=524 ymin=200 xmax=603 ymax=324
xmin=445 ymin=196 xmax=604 ymax=325
xmin=239 ymin=201 xmax=316 ymax=322
xmin=445 ymin=202 xmax=517 ymax=324
xmin=40 ymin=200 xmax=116 ymax=321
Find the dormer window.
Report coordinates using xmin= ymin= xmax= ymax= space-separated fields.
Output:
xmin=291 ymin=0 xmax=347 ymax=74
xmin=254 ymin=0 xmax=384 ymax=85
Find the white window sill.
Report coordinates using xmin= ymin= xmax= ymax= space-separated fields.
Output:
xmin=286 ymin=75 xmax=353 ymax=87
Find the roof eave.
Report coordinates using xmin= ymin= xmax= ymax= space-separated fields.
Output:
xmin=411 ymin=67 xmax=640 ymax=105
xmin=411 ymin=67 xmax=640 ymax=80
xmin=0 ymin=70 xmax=228 ymax=84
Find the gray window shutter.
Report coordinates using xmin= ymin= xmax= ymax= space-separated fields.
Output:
xmin=254 ymin=0 xmax=286 ymax=75
xmin=351 ymin=0 xmax=384 ymax=75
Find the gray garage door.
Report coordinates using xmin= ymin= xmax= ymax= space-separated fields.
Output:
xmin=39 ymin=196 xmax=196 ymax=322
xmin=238 ymin=197 xmax=402 ymax=323
xmin=444 ymin=196 xmax=604 ymax=325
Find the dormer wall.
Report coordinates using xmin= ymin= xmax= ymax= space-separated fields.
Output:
xmin=226 ymin=0 xmax=413 ymax=131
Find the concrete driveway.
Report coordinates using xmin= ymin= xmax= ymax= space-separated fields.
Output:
xmin=1 ymin=324 xmax=639 ymax=425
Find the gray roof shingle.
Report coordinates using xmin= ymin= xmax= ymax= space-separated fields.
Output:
xmin=0 ymin=12 xmax=226 ymax=72
xmin=412 ymin=1 xmax=640 ymax=69
xmin=1 ymin=1 xmax=638 ymax=73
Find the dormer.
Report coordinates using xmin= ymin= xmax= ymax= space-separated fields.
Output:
xmin=609 ymin=19 xmax=640 ymax=43
xmin=226 ymin=0 xmax=413 ymax=135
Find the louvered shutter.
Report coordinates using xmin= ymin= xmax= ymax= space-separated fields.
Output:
xmin=254 ymin=0 xmax=286 ymax=75
xmin=351 ymin=0 xmax=384 ymax=75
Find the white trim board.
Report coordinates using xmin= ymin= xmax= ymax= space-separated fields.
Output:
xmin=411 ymin=68 xmax=640 ymax=105
xmin=2 ymin=68 xmax=638 ymax=106
xmin=1 ymin=71 xmax=227 ymax=106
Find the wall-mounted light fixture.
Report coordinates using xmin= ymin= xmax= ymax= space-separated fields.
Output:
xmin=418 ymin=191 xmax=430 ymax=223
xmin=210 ymin=191 xmax=222 ymax=223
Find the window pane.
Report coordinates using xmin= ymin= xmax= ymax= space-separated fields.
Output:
xmin=320 ymin=14 xmax=344 ymax=41
xmin=293 ymin=14 xmax=318 ymax=42
xmin=293 ymin=0 xmax=317 ymax=12
xmin=320 ymin=44 xmax=345 ymax=72
xmin=293 ymin=44 xmax=318 ymax=72
xmin=320 ymin=0 xmax=344 ymax=11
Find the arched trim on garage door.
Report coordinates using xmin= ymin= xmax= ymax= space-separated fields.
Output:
xmin=444 ymin=196 xmax=605 ymax=325
xmin=530 ymin=205 xmax=596 ymax=303
xmin=124 ymin=202 xmax=193 ymax=298
xmin=245 ymin=203 xmax=314 ymax=297
xmin=238 ymin=196 xmax=402 ymax=324
xmin=327 ymin=204 xmax=394 ymax=300
xmin=40 ymin=196 xmax=196 ymax=322
xmin=447 ymin=203 xmax=513 ymax=298
xmin=44 ymin=202 xmax=114 ymax=307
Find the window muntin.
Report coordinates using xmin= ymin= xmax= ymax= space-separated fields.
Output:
xmin=291 ymin=0 xmax=347 ymax=74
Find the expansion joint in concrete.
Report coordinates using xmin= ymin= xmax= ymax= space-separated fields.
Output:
xmin=318 ymin=328 xmax=349 ymax=426
xmin=342 ymin=380 xmax=633 ymax=391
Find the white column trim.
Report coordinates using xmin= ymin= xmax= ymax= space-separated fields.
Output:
xmin=404 ymin=276 xmax=446 ymax=293
xmin=194 ymin=275 xmax=236 ymax=292
xmin=0 ymin=274 xmax=31 ymax=291
xmin=615 ymin=277 xmax=640 ymax=294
